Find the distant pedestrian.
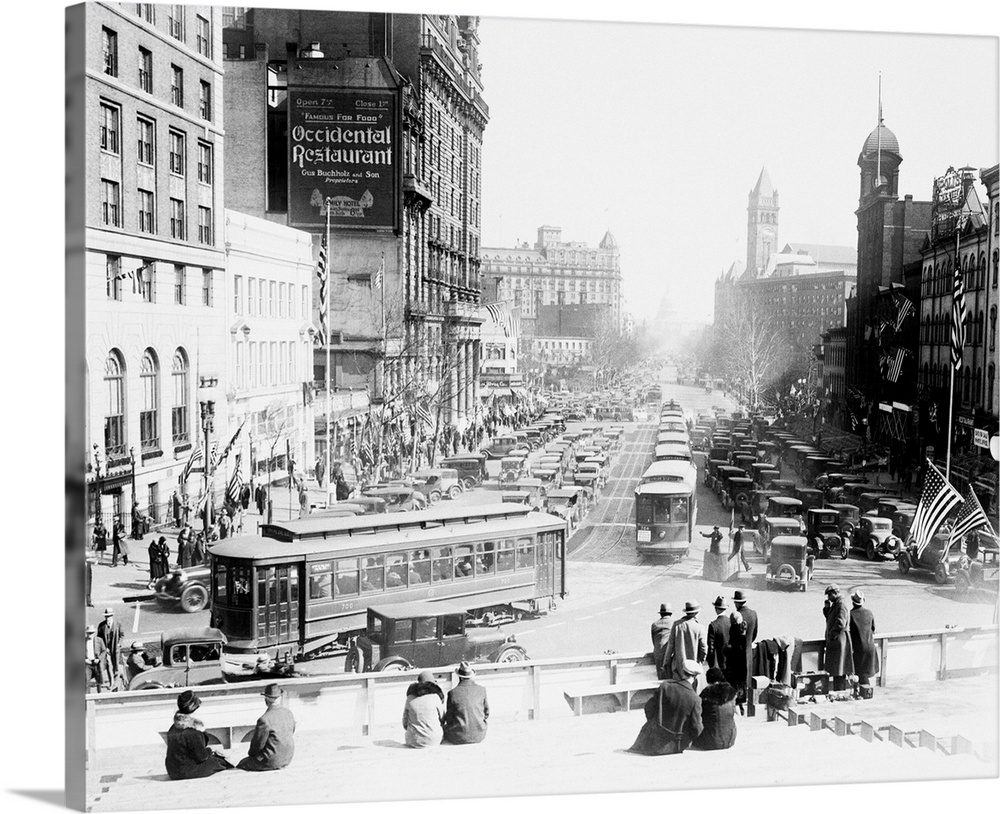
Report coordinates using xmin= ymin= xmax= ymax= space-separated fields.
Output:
xmin=237 ymin=684 xmax=296 ymax=772
xmin=729 ymin=524 xmax=751 ymax=572
xmin=148 ymin=536 xmax=170 ymax=584
xmin=97 ymin=608 xmax=124 ymax=682
xmin=126 ymin=641 xmax=155 ymax=678
xmin=402 ymin=670 xmax=445 ymax=748
xmin=92 ymin=519 xmax=109 ymax=564
xmin=85 ymin=625 xmax=112 ymax=693
xmin=177 ymin=524 xmax=193 ymax=568
xmin=662 ymin=601 xmax=707 ymax=680
xmin=443 ymin=662 xmax=490 ymax=744
xmin=335 ymin=474 xmax=350 ymax=502
xmin=171 ymin=491 xmax=182 ymax=527
xmin=628 ymin=659 xmax=704 ymax=756
xmin=111 ymin=517 xmax=129 ymax=567
xmin=849 ymin=590 xmax=879 ymax=697
xmin=650 ymin=603 xmax=674 ymax=680
xmin=165 ymin=691 xmax=232 ymax=780
xmin=706 ymin=596 xmax=730 ymax=672
xmin=315 ymin=456 xmax=326 ymax=490
xmin=822 ymin=585 xmax=854 ymax=692
xmin=218 ymin=509 xmax=232 ymax=539
xmin=85 ymin=552 xmax=96 ymax=608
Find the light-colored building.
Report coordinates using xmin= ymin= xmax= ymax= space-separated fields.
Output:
xmin=84 ymin=3 xmax=226 ymax=528
xmin=224 ymin=210 xmax=316 ymax=488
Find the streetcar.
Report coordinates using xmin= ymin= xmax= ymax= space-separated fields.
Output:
xmin=634 ymin=480 xmax=696 ymax=559
xmin=207 ymin=505 xmax=568 ymax=665
xmin=637 ymin=460 xmax=697 ymax=491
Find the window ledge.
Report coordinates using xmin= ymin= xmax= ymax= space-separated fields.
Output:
xmin=141 ymin=449 xmax=163 ymax=462
xmin=174 ymin=442 xmax=192 ymax=455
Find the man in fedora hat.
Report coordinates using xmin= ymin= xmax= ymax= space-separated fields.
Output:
xmin=706 ymin=596 xmax=731 ymax=671
xmin=97 ymin=608 xmax=124 ymax=683
xmin=727 ymin=590 xmax=758 ymax=708
xmin=85 ymin=624 xmax=112 ymax=693
xmin=662 ymin=600 xmax=707 ymax=680
xmin=822 ymin=585 xmax=854 ymax=691
xmin=165 ymin=691 xmax=232 ymax=780
xmin=849 ymin=590 xmax=878 ymax=697
xmin=650 ymin=603 xmax=674 ymax=680
xmin=125 ymin=640 xmax=155 ymax=679
xmin=443 ymin=662 xmax=490 ymax=744
xmin=701 ymin=525 xmax=723 ymax=555
xmin=237 ymin=683 xmax=296 ymax=771
xmin=729 ymin=523 xmax=751 ymax=572
xmin=629 ymin=658 xmax=704 ymax=756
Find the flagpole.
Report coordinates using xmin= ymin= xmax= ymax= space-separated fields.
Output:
xmin=946 ymin=227 xmax=959 ymax=482
xmin=325 ymin=203 xmax=334 ymax=505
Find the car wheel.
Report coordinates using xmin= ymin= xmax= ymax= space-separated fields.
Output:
xmin=934 ymin=562 xmax=949 ymax=585
xmin=428 ymin=491 xmax=442 ymax=505
xmin=344 ymin=649 xmax=365 ymax=674
xmin=898 ymin=552 xmax=911 ymax=574
xmin=373 ymin=657 xmax=412 ymax=672
xmin=180 ymin=584 xmax=209 ymax=613
xmin=776 ymin=564 xmax=796 ymax=581
xmin=866 ymin=541 xmax=877 ymax=562
xmin=494 ymin=645 xmax=528 ymax=663
xmin=447 ymin=485 xmax=461 ymax=500
xmin=134 ymin=682 xmax=166 ymax=691
xmin=462 ymin=477 xmax=476 ymax=491
xmin=840 ymin=538 xmax=850 ymax=560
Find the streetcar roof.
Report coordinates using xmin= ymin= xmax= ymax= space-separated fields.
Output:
xmin=212 ymin=512 xmax=567 ymax=561
xmin=635 ymin=482 xmax=691 ymax=496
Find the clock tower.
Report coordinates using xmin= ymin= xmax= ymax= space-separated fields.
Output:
xmin=746 ymin=166 xmax=779 ymax=278
xmin=858 ymin=116 xmax=902 ymax=204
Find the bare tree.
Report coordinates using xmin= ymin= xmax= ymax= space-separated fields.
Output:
xmin=719 ymin=294 xmax=791 ymax=413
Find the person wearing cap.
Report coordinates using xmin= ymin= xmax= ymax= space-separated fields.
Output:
xmin=85 ymin=625 xmax=112 ymax=693
xmin=822 ymin=585 xmax=854 ymax=691
xmin=402 ymin=669 xmax=445 ymax=748
xmin=691 ymin=667 xmax=738 ymax=751
xmin=729 ymin=523 xmax=751 ymax=572
xmin=662 ymin=601 xmax=707 ymax=681
xmin=442 ymin=662 xmax=489 ymax=745
xmin=125 ymin=641 xmax=155 ymax=679
xmin=165 ymin=691 xmax=232 ymax=780
xmin=706 ymin=596 xmax=731 ymax=672
xmin=701 ymin=525 xmax=723 ymax=555
xmin=237 ymin=684 xmax=296 ymax=771
xmin=848 ymin=590 xmax=878 ymax=697
xmin=628 ymin=658 xmax=704 ymax=756
xmin=650 ymin=603 xmax=674 ymax=680
xmin=97 ymin=608 xmax=124 ymax=682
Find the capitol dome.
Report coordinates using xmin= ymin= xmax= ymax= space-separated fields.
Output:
xmin=861 ymin=123 xmax=901 ymax=158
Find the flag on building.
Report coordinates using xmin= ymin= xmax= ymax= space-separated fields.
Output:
xmin=948 ymin=485 xmax=995 ymax=550
xmin=951 ymin=253 xmax=967 ymax=369
xmin=373 ymin=254 xmax=384 ymax=289
xmin=485 ymin=301 xmax=515 ymax=338
xmin=207 ymin=441 xmax=220 ymax=474
xmin=415 ymin=402 xmax=433 ymax=429
xmin=893 ymin=292 xmax=914 ymax=331
xmin=316 ymin=235 xmax=328 ymax=346
xmin=226 ymin=453 xmax=244 ymax=505
xmin=886 ymin=348 xmax=907 ymax=383
xmin=911 ymin=459 xmax=963 ymax=558
xmin=182 ymin=446 xmax=203 ymax=482
xmin=211 ymin=419 xmax=247 ymax=475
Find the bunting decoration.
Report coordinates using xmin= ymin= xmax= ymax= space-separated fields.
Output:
xmin=885 ymin=348 xmax=908 ymax=383
xmin=316 ymin=235 xmax=328 ymax=346
xmin=951 ymin=253 xmax=967 ymax=369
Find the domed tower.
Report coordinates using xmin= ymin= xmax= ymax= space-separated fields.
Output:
xmin=746 ymin=167 xmax=779 ymax=278
xmin=858 ymin=118 xmax=902 ymax=202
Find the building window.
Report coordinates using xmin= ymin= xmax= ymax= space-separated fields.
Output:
xmin=301 ymin=285 xmax=308 ymax=320
xmin=236 ymin=342 xmax=244 ymax=389
xmin=168 ymin=130 xmax=185 ymax=175
xmin=279 ymin=343 xmax=287 ymax=384
xmin=102 ymin=27 xmax=118 ymax=76
xmin=234 ymin=275 xmax=243 ymax=315
xmin=138 ymin=47 xmax=153 ymax=93
xmin=289 ymin=342 xmax=296 ymax=381
xmin=248 ymin=278 xmax=256 ymax=316
xmin=169 ymin=198 xmax=185 ymax=239
xmin=139 ymin=262 xmax=156 ymax=303
xmin=269 ymin=342 xmax=277 ymax=384
xmin=256 ymin=278 xmax=264 ymax=316
xmin=258 ymin=341 xmax=266 ymax=386
xmin=100 ymin=180 xmax=121 ymax=227
xmin=106 ymin=255 xmax=122 ymax=300
xmin=202 ymin=269 xmax=213 ymax=306
xmin=137 ymin=189 xmax=155 ymax=233
xmin=136 ymin=3 xmax=155 ymax=23
xmin=170 ymin=64 xmax=184 ymax=107
xmin=137 ymin=117 xmax=154 ymax=165
xmin=172 ymin=349 xmax=190 ymax=445
xmin=139 ymin=349 xmax=160 ymax=452
xmin=174 ymin=265 xmax=186 ymax=304
xmin=197 ymin=142 xmax=213 ymax=184
xmin=269 ymin=281 xmax=276 ymax=317
xmin=248 ymin=342 xmax=257 ymax=388
xmin=196 ymin=15 xmax=211 ymax=58
xmin=991 ymin=307 xmax=997 ymax=351
xmin=278 ymin=282 xmax=286 ymax=318
xmin=99 ymin=102 xmax=120 ymax=153
xmin=104 ymin=350 xmax=127 ymax=458
xmin=168 ymin=5 xmax=185 ymax=40
xmin=199 ymin=80 xmax=212 ymax=121
xmin=198 ymin=206 xmax=213 ymax=245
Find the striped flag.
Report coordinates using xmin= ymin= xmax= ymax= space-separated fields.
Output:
xmin=886 ymin=348 xmax=906 ymax=383
xmin=373 ymin=254 xmax=384 ymax=289
xmin=948 ymin=485 xmax=995 ymax=551
xmin=415 ymin=402 xmax=433 ymax=429
xmin=911 ymin=459 xmax=963 ymax=558
xmin=211 ymin=419 xmax=246 ymax=475
xmin=485 ymin=301 xmax=513 ymax=338
xmin=893 ymin=292 xmax=914 ymax=332
xmin=316 ymin=235 xmax=328 ymax=346
xmin=951 ymin=253 xmax=967 ymax=369
xmin=226 ymin=454 xmax=244 ymax=505
xmin=207 ymin=441 xmax=220 ymax=474
xmin=182 ymin=446 xmax=203 ymax=482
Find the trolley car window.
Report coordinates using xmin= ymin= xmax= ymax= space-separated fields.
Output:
xmin=496 ymin=539 xmax=515 ymax=572
xmin=386 ymin=553 xmax=407 ymax=589
xmin=214 ymin=563 xmax=227 ymax=602
xmin=671 ymin=499 xmax=689 ymax=523
xmin=476 ymin=541 xmax=496 ymax=575
xmin=334 ymin=558 xmax=359 ymax=596
xmin=308 ymin=562 xmax=332 ymax=600
xmin=516 ymin=537 xmax=534 ymax=569
xmin=361 ymin=555 xmax=385 ymax=592
xmin=454 ymin=545 xmax=474 ymax=579
xmin=414 ymin=617 xmax=437 ymax=641
xmin=432 ymin=546 xmax=453 ymax=582
xmin=409 ymin=549 xmax=431 ymax=584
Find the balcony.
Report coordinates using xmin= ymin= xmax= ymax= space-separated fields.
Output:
xmin=403 ymin=173 xmax=434 ymax=211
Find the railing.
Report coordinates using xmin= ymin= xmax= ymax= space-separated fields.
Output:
xmin=85 ymin=624 xmax=996 ymax=766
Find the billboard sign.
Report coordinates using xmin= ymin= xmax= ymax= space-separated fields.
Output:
xmin=288 ymin=89 xmax=398 ymax=230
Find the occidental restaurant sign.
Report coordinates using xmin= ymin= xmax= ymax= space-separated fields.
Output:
xmin=288 ymin=89 xmax=398 ymax=230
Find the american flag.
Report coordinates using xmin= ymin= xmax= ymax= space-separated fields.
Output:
xmin=211 ymin=419 xmax=246 ymax=476
xmin=849 ymin=409 xmax=858 ymax=431
xmin=893 ymin=292 xmax=914 ymax=332
xmin=886 ymin=348 xmax=906 ymax=383
xmin=415 ymin=402 xmax=433 ymax=428
xmin=911 ymin=459 xmax=963 ymax=558
xmin=316 ymin=235 xmax=328 ymax=346
xmin=951 ymin=252 xmax=967 ymax=369
xmin=373 ymin=255 xmax=384 ymax=289
xmin=485 ymin=301 xmax=515 ymax=338
xmin=182 ymin=446 xmax=203 ymax=482
xmin=226 ymin=454 xmax=244 ymax=505
xmin=948 ymin=485 xmax=995 ymax=551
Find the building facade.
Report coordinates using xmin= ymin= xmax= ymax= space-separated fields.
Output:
xmin=746 ymin=166 xmax=779 ymax=278
xmin=84 ymin=3 xmax=226 ymax=528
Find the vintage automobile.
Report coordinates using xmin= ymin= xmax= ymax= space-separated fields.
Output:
xmin=533 ymin=465 xmax=563 ymax=490
xmin=851 ymin=515 xmax=900 ymax=561
xmin=127 ymin=627 xmax=229 ymax=690
xmin=583 ymin=456 xmax=610 ymax=488
xmin=765 ymin=536 xmax=810 ymax=592
xmin=332 ymin=497 xmax=388 ymax=515
xmin=750 ymin=489 xmax=781 ymax=523
xmin=876 ymin=498 xmax=918 ymax=520
xmin=897 ymin=532 xmax=966 ymax=583
xmin=500 ymin=456 xmax=526 ymax=488
xmin=794 ymin=487 xmax=825 ymax=513
xmin=537 ymin=452 xmax=568 ymax=472
xmin=817 ymin=472 xmax=869 ymax=502
xmin=361 ymin=484 xmax=426 ymax=512
xmin=857 ymin=491 xmax=901 ymax=515
xmin=513 ymin=477 xmax=547 ymax=508
xmin=724 ymin=476 xmax=756 ymax=520
xmin=440 ymin=454 xmax=488 ymax=490
xmin=411 ymin=468 xmax=462 ymax=503
xmin=750 ymin=462 xmax=779 ymax=485
xmin=805 ymin=507 xmax=849 ymax=559
xmin=771 ymin=479 xmax=798 ymax=497
xmin=714 ymin=466 xmax=748 ymax=500
xmin=755 ymin=516 xmax=804 ymax=557
xmin=762 ymin=495 xmax=805 ymax=524
xmin=953 ymin=530 xmax=1000 ymax=595
xmin=479 ymin=434 xmax=530 ymax=460
xmin=705 ymin=458 xmax=729 ymax=488
xmin=891 ymin=507 xmax=917 ymax=541
xmin=575 ymin=461 xmax=604 ymax=490
xmin=345 ymin=600 xmax=529 ymax=673
xmin=826 ymin=502 xmax=861 ymax=540
xmin=801 ymin=456 xmax=836 ymax=485
xmin=545 ymin=488 xmax=584 ymax=528
xmin=154 ymin=565 xmax=212 ymax=613
xmin=500 ymin=490 xmax=534 ymax=508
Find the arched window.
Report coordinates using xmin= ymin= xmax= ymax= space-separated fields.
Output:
xmin=104 ymin=350 xmax=126 ymax=458
xmin=993 ymin=250 xmax=999 ymax=288
xmin=988 ymin=364 xmax=996 ymax=409
xmin=974 ymin=367 xmax=982 ymax=405
xmin=990 ymin=306 xmax=997 ymax=351
xmin=978 ymin=252 xmax=987 ymax=288
xmin=140 ymin=349 xmax=160 ymax=452
xmin=976 ymin=310 xmax=984 ymax=345
xmin=172 ymin=349 xmax=190 ymax=445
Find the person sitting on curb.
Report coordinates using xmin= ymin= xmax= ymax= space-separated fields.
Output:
xmin=402 ymin=670 xmax=445 ymax=748
xmin=691 ymin=667 xmax=738 ymax=751
xmin=165 ymin=691 xmax=232 ymax=780
xmin=237 ymin=683 xmax=296 ymax=771
xmin=443 ymin=662 xmax=489 ymax=745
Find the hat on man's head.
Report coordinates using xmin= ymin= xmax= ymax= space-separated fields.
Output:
xmin=680 ymin=659 xmax=701 ymax=678
xmin=713 ymin=525 xmax=720 ymax=530
xmin=262 ymin=683 xmax=283 ymax=700
xmin=456 ymin=662 xmax=476 ymax=679
xmin=177 ymin=690 xmax=201 ymax=715
xmin=705 ymin=667 xmax=726 ymax=684
xmin=103 ymin=608 xmax=115 ymax=617
xmin=684 ymin=600 xmax=700 ymax=615
xmin=85 ymin=625 xmax=96 ymax=635
xmin=712 ymin=596 xmax=728 ymax=610
xmin=659 ymin=603 xmax=672 ymax=616
xmin=851 ymin=590 xmax=865 ymax=606
xmin=418 ymin=670 xmax=436 ymax=684
xmin=130 ymin=641 xmax=144 ymax=651
xmin=825 ymin=584 xmax=840 ymax=596
xmin=733 ymin=589 xmax=748 ymax=604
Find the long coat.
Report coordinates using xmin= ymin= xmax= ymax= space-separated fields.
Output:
xmin=629 ymin=679 xmax=703 ymax=756
xmin=823 ymin=597 xmax=855 ymax=677
xmin=662 ymin=616 xmax=707 ymax=679
xmin=165 ymin=713 xmax=231 ymax=780
xmin=442 ymin=679 xmax=490 ymax=744
xmin=650 ymin=617 xmax=673 ymax=678
xmin=706 ymin=613 xmax=731 ymax=671
xmin=97 ymin=618 xmax=124 ymax=676
xmin=402 ymin=682 xmax=445 ymax=748
xmin=849 ymin=605 xmax=879 ymax=679
xmin=244 ymin=705 xmax=296 ymax=769
xmin=692 ymin=681 xmax=738 ymax=751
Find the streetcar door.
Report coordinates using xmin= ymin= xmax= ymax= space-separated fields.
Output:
xmin=535 ymin=533 xmax=552 ymax=597
xmin=256 ymin=564 xmax=300 ymax=647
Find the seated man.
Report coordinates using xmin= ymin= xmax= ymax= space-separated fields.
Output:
xmin=238 ymin=684 xmax=296 ymax=771
xmin=125 ymin=641 xmax=156 ymax=679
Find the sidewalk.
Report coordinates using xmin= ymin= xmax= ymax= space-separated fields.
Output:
xmin=86 ymin=674 xmax=997 ymax=811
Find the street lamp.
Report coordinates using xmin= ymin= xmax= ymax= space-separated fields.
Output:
xmin=129 ymin=446 xmax=137 ymax=537
xmin=92 ymin=443 xmax=103 ymax=525
xmin=199 ymin=400 xmax=215 ymax=538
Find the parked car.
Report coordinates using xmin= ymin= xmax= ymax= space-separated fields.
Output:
xmin=127 ymin=627 xmax=228 ymax=690
xmin=851 ymin=515 xmax=900 ymax=561
xmin=500 ymin=456 xmax=526 ymax=488
xmin=805 ymin=508 xmax=848 ymax=559
xmin=361 ymin=484 xmax=426 ymax=512
xmin=765 ymin=536 xmax=810 ymax=592
xmin=953 ymin=530 xmax=1000 ymax=595
xmin=479 ymin=434 xmax=529 ymax=460
xmin=441 ymin=454 xmax=488 ymax=490
xmin=794 ymin=487 xmax=825 ymax=513
xmin=545 ymin=488 xmax=583 ymax=528
xmin=755 ymin=516 xmax=804 ymax=557
xmin=411 ymin=468 xmax=462 ymax=503
xmin=154 ymin=565 xmax=212 ymax=613
xmin=897 ymin=532 xmax=965 ymax=583
xmin=826 ymin=502 xmax=861 ymax=539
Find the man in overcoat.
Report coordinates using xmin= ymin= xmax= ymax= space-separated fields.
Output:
xmin=728 ymin=589 xmax=757 ymax=707
xmin=706 ymin=596 xmax=730 ymax=671
xmin=650 ymin=603 xmax=673 ymax=679
xmin=629 ymin=659 xmax=704 ymax=755
xmin=97 ymin=608 xmax=124 ymax=682
xmin=849 ymin=589 xmax=879 ymax=696
xmin=662 ymin=601 xmax=707 ymax=680
xmin=85 ymin=625 xmax=112 ymax=693
xmin=237 ymin=684 xmax=296 ymax=771
xmin=442 ymin=662 xmax=490 ymax=744
xmin=822 ymin=584 xmax=854 ymax=691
